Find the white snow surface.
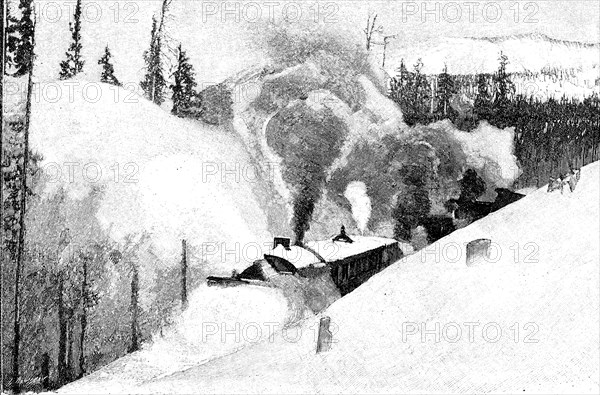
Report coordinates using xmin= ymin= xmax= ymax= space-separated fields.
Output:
xmin=61 ymin=162 xmax=600 ymax=394
xmin=57 ymin=284 xmax=294 ymax=393
xmin=267 ymin=235 xmax=398 ymax=269
xmin=307 ymin=235 xmax=398 ymax=263
xmin=269 ymin=244 xmax=322 ymax=269
xmin=27 ymin=79 xmax=279 ymax=272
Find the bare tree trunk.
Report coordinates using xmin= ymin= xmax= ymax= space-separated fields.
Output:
xmin=57 ymin=272 xmax=68 ymax=386
xmin=40 ymin=352 xmax=50 ymax=390
xmin=0 ymin=3 xmax=5 ymax=390
xmin=67 ymin=316 xmax=75 ymax=382
xmin=364 ymin=14 xmax=377 ymax=51
xmin=11 ymin=16 xmax=36 ymax=393
xmin=78 ymin=255 xmax=88 ymax=378
xmin=129 ymin=262 xmax=140 ymax=352
xmin=66 ymin=317 xmax=74 ymax=380
xmin=181 ymin=239 xmax=188 ymax=309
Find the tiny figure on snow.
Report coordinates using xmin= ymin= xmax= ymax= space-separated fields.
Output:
xmin=547 ymin=166 xmax=581 ymax=194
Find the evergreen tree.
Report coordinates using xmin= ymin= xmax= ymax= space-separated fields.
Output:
xmin=140 ymin=16 xmax=166 ymax=105
xmin=493 ymin=52 xmax=515 ymax=127
xmin=389 ymin=59 xmax=410 ymax=113
xmin=59 ymin=0 xmax=85 ymax=80
xmin=4 ymin=5 xmax=20 ymax=71
xmin=390 ymin=59 xmax=408 ymax=94
xmin=13 ymin=0 xmax=35 ymax=76
xmin=411 ymin=58 xmax=430 ymax=119
xmin=474 ymin=74 xmax=493 ymax=121
xmin=436 ymin=64 xmax=456 ymax=118
xmin=97 ymin=46 xmax=120 ymax=86
xmin=170 ymin=44 xmax=197 ymax=116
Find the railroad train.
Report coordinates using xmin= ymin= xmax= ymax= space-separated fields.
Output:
xmin=207 ymin=226 xmax=403 ymax=296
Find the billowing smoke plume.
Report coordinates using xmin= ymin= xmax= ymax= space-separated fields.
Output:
xmin=329 ymin=119 xmax=520 ymax=234
xmin=266 ymin=102 xmax=347 ymax=244
xmin=248 ymin=21 xmax=521 ymax=242
xmin=344 ymin=181 xmax=372 ymax=233
xmin=250 ymin=22 xmax=368 ymax=243
xmin=446 ymin=120 xmax=521 ymax=188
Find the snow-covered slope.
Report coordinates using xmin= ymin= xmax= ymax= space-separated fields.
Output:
xmin=386 ymin=33 xmax=600 ymax=75
xmin=25 ymin=79 xmax=288 ymax=274
xmin=383 ymin=34 xmax=600 ymax=99
xmin=63 ymin=161 xmax=599 ymax=394
xmin=54 ymin=284 xmax=295 ymax=394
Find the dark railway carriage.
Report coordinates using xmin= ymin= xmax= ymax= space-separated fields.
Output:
xmin=327 ymin=241 xmax=402 ymax=295
xmin=267 ymin=227 xmax=403 ymax=295
xmin=207 ymin=227 xmax=403 ymax=296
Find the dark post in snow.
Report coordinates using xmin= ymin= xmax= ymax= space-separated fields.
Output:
xmin=181 ymin=239 xmax=188 ymax=309
xmin=316 ymin=316 xmax=333 ymax=353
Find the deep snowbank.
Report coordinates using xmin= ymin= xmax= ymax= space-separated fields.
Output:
xmin=56 ymin=284 xmax=294 ymax=393
xmin=117 ymin=161 xmax=600 ymax=394
xmin=26 ymin=79 xmax=286 ymax=275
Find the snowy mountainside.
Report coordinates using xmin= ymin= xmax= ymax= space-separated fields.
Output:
xmin=383 ymin=33 xmax=600 ymax=99
xmin=21 ymin=78 xmax=288 ymax=276
xmin=89 ymin=161 xmax=600 ymax=395
xmin=386 ymin=33 xmax=600 ymax=75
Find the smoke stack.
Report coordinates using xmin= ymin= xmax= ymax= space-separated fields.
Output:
xmin=273 ymin=237 xmax=291 ymax=250
xmin=332 ymin=225 xmax=353 ymax=243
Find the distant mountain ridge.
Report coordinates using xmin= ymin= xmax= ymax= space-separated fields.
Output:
xmin=466 ymin=33 xmax=600 ymax=49
xmin=384 ymin=32 xmax=600 ymax=77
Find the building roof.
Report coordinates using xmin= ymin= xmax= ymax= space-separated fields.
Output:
xmin=264 ymin=235 xmax=398 ymax=269
xmin=306 ymin=235 xmax=398 ymax=263
xmin=268 ymin=244 xmax=324 ymax=269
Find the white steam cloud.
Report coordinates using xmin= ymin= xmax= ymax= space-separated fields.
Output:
xmin=344 ymin=181 xmax=372 ymax=233
xmin=452 ymin=121 xmax=521 ymax=188
xmin=430 ymin=120 xmax=521 ymax=188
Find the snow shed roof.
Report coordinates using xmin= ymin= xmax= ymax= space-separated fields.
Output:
xmin=305 ymin=235 xmax=398 ymax=263
xmin=268 ymin=244 xmax=323 ymax=269
xmin=264 ymin=236 xmax=398 ymax=269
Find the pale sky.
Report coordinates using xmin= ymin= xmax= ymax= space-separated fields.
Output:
xmin=21 ymin=0 xmax=600 ymax=85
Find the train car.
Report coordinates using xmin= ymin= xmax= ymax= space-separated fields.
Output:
xmin=305 ymin=228 xmax=403 ymax=295
xmin=207 ymin=227 xmax=403 ymax=296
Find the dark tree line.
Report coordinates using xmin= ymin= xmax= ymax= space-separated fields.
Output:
xmin=389 ymin=53 xmax=600 ymax=188
xmin=510 ymin=94 xmax=600 ymax=187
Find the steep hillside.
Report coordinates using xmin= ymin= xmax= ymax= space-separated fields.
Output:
xmin=52 ymin=284 xmax=296 ymax=393
xmin=21 ymin=78 xmax=288 ymax=275
xmin=76 ymin=161 xmax=600 ymax=395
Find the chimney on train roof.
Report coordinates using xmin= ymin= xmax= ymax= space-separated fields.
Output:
xmin=273 ymin=237 xmax=291 ymax=250
xmin=332 ymin=225 xmax=354 ymax=243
